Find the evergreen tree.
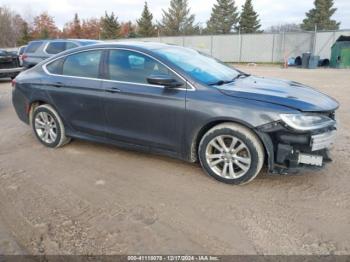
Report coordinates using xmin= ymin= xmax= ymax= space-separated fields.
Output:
xmin=17 ymin=21 xmax=31 ymax=45
xmin=238 ymin=0 xmax=261 ymax=33
xmin=40 ymin=28 xmax=49 ymax=39
xmin=301 ymin=0 xmax=340 ymax=31
xmin=100 ymin=12 xmax=120 ymax=39
xmin=206 ymin=0 xmax=239 ymax=34
xmin=62 ymin=13 xmax=82 ymax=38
xmin=158 ymin=0 xmax=199 ymax=36
xmin=137 ymin=2 xmax=156 ymax=37
xmin=72 ymin=13 xmax=81 ymax=38
xmin=121 ymin=21 xmax=137 ymax=38
xmin=128 ymin=22 xmax=137 ymax=38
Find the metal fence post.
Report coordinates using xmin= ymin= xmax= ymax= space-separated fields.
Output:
xmin=210 ymin=35 xmax=213 ymax=56
xmin=239 ymin=30 xmax=243 ymax=63
xmin=282 ymin=31 xmax=286 ymax=62
xmin=313 ymin=24 xmax=318 ymax=55
xmin=271 ymin=34 xmax=275 ymax=63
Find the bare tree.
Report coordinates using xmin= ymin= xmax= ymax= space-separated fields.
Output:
xmin=31 ymin=12 xmax=59 ymax=39
xmin=81 ymin=18 xmax=101 ymax=39
xmin=265 ymin=23 xmax=301 ymax=33
xmin=0 ymin=6 xmax=27 ymax=47
xmin=0 ymin=7 xmax=14 ymax=47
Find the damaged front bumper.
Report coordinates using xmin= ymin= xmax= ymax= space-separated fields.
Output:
xmin=256 ymin=119 xmax=337 ymax=175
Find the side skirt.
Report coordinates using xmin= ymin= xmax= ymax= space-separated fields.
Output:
xmin=65 ymin=131 xmax=185 ymax=162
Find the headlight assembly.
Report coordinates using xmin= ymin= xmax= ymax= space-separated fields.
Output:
xmin=280 ymin=113 xmax=335 ymax=131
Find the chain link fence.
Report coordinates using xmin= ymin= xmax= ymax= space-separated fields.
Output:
xmin=115 ymin=30 xmax=350 ymax=63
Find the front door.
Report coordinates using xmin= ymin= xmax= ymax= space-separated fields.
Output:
xmin=101 ymin=49 xmax=187 ymax=155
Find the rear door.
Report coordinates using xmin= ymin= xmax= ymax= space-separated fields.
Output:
xmin=43 ymin=49 xmax=107 ymax=137
xmin=101 ymin=49 xmax=187 ymax=155
xmin=23 ymin=41 xmax=46 ymax=66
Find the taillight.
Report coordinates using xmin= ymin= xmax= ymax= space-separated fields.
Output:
xmin=11 ymin=79 xmax=16 ymax=88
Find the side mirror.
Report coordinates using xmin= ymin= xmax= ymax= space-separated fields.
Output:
xmin=147 ymin=74 xmax=183 ymax=88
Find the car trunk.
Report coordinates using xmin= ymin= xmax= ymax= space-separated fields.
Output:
xmin=0 ymin=56 xmax=19 ymax=69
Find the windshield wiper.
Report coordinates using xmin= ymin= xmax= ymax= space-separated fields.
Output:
xmin=208 ymin=73 xmax=251 ymax=86
xmin=208 ymin=80 xmax=233 ymax=86
xmin=232 ymin=73 xmax=251 ymax=81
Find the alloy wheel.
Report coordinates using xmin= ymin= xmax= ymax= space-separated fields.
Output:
xmin=205 ymin=135 xmax=252 ymax=179
xmin=34 ymin=111 xmax=58 ymax=144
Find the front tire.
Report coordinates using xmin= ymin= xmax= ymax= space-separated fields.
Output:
xmin=198 ymin=123 xmax=264 ymax=185
xmin=32 ymin=104 xmax=70 ymax=148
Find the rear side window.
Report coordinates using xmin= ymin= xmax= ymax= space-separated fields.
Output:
xmin=62 ymin=50 xmax=102 ymax=78
xmin=45 ymin=42 xmax=66 ymax=54
xmin=25 ymin=41 xmax=43 ymax=53
xmin=46 ymin=58 xmax=64 ymax=74
xmin=45 ymin=42 xmax=79 ymax=55
xmin=66 ymin=42 xmax=78 ymax=50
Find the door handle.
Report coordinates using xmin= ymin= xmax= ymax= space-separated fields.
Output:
xmin=52 ymin=82 xmax=64 ymax=88
xmin=106 ymin=87 xmax=121 ymax=93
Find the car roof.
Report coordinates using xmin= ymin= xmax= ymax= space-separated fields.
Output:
xmin=40 ymin=41 xmax=186 ymax=64
xmin=26 ymin=40 xmax=175 ymax=52
xmin=27 ymin=39 xmax=101 ymax=44
xmin=81 ymin=41 xmax=179 ymax=51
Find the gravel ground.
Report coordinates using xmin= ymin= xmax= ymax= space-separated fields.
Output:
xmin=0 ymin=66 xmax=349 ymax=255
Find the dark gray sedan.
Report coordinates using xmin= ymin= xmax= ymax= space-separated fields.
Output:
xmin=12 ymin=42 xmax=339 ymax=184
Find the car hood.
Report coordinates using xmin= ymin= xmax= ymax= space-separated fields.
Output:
xmin=218 ymin=76 xmax=339 ymax=112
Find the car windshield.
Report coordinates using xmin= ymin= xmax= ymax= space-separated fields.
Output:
xmin=154 ymin=46 xmax=240 ymax=85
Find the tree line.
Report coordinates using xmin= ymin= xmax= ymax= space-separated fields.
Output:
xmin=0 ymin=0 xmax=341 ymax=48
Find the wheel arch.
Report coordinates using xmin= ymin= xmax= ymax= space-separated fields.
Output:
xmin=28 ymin=99 xmax=49 ymax=126
xmin=190 ymin=118 xmax=271 ymax=169
xmin=28 ymin=99 xmax=62 ymax=127
xmin=30 ymin=102 xmax=71 ymax=148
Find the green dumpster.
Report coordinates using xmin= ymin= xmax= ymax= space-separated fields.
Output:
xmin=330 ymin=35 xmax=350 ymax=69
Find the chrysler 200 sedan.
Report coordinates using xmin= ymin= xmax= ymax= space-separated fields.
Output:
xmin=12 ymin=42 xmax=339 ymax=185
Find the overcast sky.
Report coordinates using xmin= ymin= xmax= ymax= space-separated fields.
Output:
xmin=3 ymin=0 xmax=350 ymax=30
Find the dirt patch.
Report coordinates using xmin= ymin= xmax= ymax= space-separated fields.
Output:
xmin=0 ymin=67 xmax=349 ymax=255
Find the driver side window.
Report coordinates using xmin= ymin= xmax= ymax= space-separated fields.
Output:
xmin=107 ymin=49 xmax=183 ymax=86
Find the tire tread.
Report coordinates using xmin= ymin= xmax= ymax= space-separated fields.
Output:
xmin=32 ymin=104 xmax=70 ymax=148
xmin=198 ymin=122 xmax=264 ymax=185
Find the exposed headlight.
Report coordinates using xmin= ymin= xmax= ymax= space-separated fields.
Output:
xmin=280 ymin=113 xmax=335 ymax=131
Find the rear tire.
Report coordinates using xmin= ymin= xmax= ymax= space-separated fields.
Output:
xmin=198 ymin=123 xmax=264 ymax=185
xmin=32 ymin=104 xmax=71 ymax=148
